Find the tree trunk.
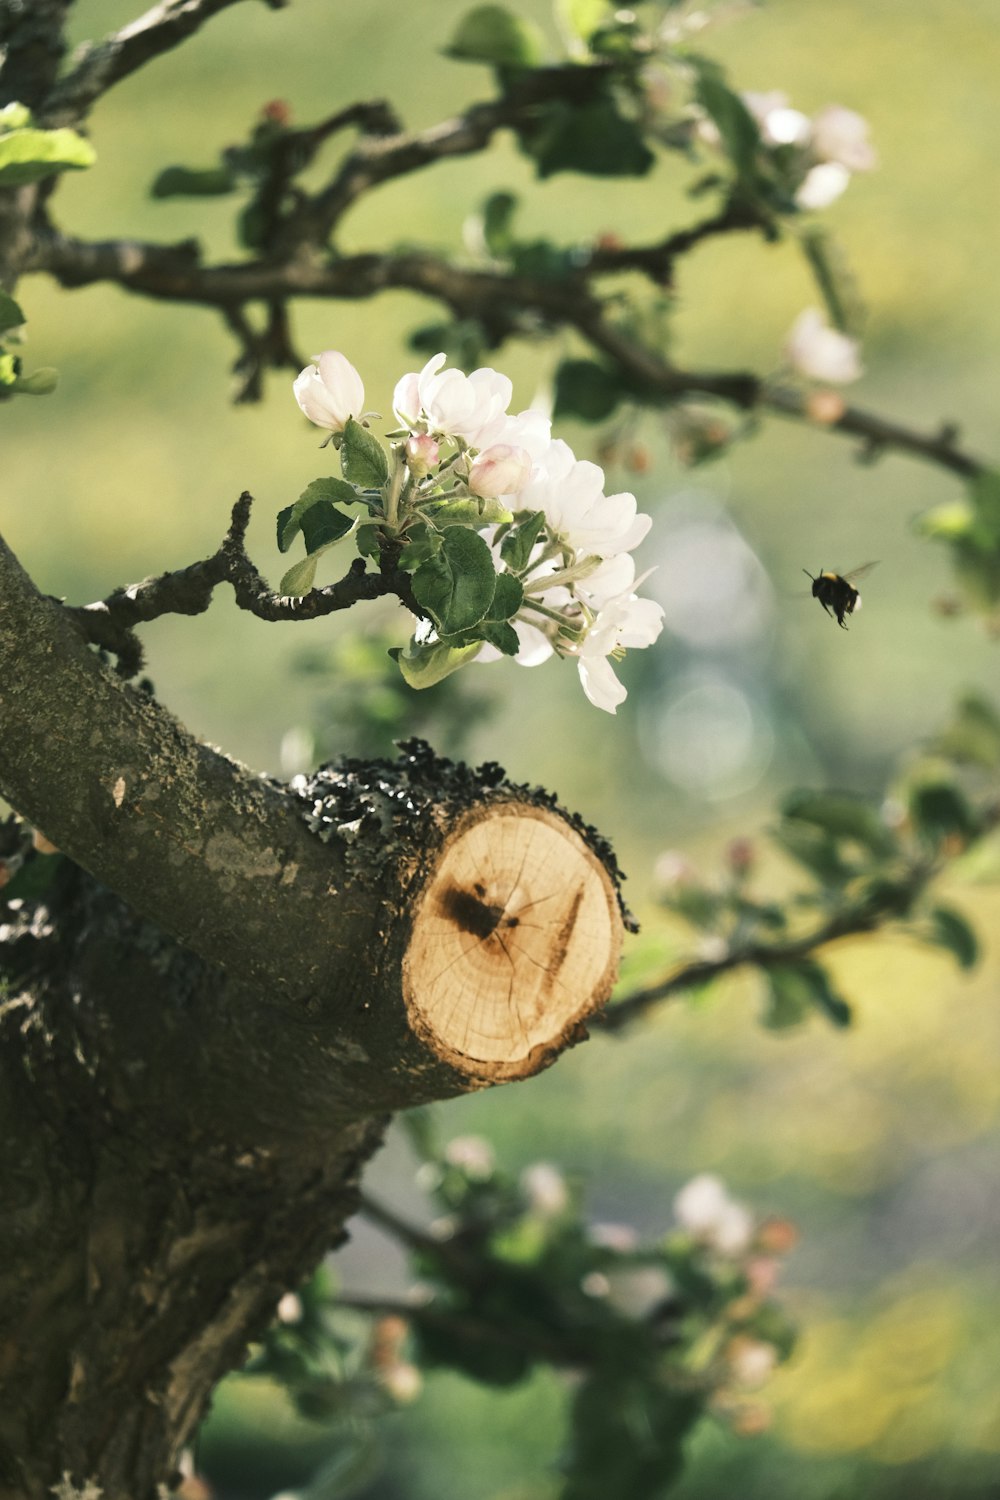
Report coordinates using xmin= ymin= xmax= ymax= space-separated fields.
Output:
xmin=0 ymin=529 xmax=627 ymax=1497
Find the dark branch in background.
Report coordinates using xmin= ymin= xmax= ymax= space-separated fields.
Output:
xmin=26 ymin=223 xmax=982 ymax=482
xmin=28 ymin=229 xmax=985 ymax=482
xmin=64 ymin=491 xmax=419 ymax=676
xmin=9 ymin=24 xmax=980 ymax=485
xmin=43 ymin=0 xmax=283 ymax=125
xmin=600 ymin=895 xmax=898 ymax=1034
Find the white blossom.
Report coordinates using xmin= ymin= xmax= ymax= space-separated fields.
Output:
xmin=574 ymin=584 xmax=665 ymax=714
xmin=292 ymin=350 xmax=364 ymax=431
xmin=518 ymin=439 xmax=652 ymax=557
xmin=741 ymin=91 xmax=811 ymax=147
xmin=443 ymin=1134 xmax=494 ymax=1177
xmin=521 ymin=1162 xmax=570 ymax=1218
xmin=727 ymin=1336 xmax=779 ymax=1388
xmin=784 ymin=307 xmax=863 ymax=384
xmin=795 ymin=161 xmax=851 ymax=211
xmin=673 ymin=1173 xmax=753 ymax=1255
xmin=393 ymin=353 xmax=513 ymax=447
xmin=811 ymin=104 xmax=877 ymax=172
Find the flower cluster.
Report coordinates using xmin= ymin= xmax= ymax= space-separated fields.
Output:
xmin=291 ymin=350 xmax=664 ymax=713
xmin=740 ymin=93 xmax=877 ymax=211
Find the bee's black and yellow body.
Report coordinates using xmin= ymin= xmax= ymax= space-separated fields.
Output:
xmin=803 ymin=564 xmax=877 ymax=630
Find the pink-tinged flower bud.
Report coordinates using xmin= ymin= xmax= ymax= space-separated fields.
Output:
xmin=261 ymin=99 xmax=291 ymax=127
xmin=405 ymin=432 xmax=440 ymax=476
xmin=292 ymin=351 xmax=364 ymax=432
xmin=726 ymin=836 xmax=756 ymax=875
xmin=805 ymin=389 xmax=847 ymax=425
xmin=468 ymin=443 xmax=532 ymax=498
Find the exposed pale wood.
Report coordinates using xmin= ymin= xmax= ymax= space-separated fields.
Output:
xmin=403 ymin=803 xmax=622 ymax=1081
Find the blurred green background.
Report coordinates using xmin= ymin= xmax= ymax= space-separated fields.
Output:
xmin=5 ymin=0 xmax=1000 ymax=1495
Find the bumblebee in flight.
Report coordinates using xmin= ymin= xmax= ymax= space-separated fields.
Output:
xmin=803 ymin=563 xmax=878 ymax=629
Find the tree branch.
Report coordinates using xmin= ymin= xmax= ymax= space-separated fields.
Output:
xmin=63 ymin=491 xmax=419 ymax=675
xmin=41 ymin=0 xmax=281 ymax=124
xmin=29 ymin=224 xmax=986 ymax=482
xmin=600 ymin=904 xmax=887 ymax=1033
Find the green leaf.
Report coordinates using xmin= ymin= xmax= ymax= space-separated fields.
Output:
xmin=477 ymin=619 xmax=520 ymax=655
xmin=278 ymin=554 xmax=321 ymax=596
xmin=354 ymin=523 xmax=382 ymax=559
xmin=394 ymin=638 xmax=483 ymax=689
xmin=412 ymin=527 xmax=497 ymax=634
xmin=0 ymin=103 xmax=32 ymax=132
xmin=150 ymin=165 xmax=236 ymax=198
xmin=298 ymin=500 xmax=355 ymax=554
xmin=908 ymin=778 xmax=976 ymax=843
xmin=0 ymin=291 xmax=25 ymax=337
xmin=488 ymin=570 xmax=523 ymax=620
xmin=431 ymin=499 xmax=487 ymax=528
xmin=0 ymin=126 xmax=96 ymax=186
xmin=500 ymin=510 xmax=546 ymax=572
xmin=780 ymin=790 xmax=897 ymax=856
xmin=928 ymin=905 xmax=979 ymax=970
xmin=556 ymin=0 xmax=612 ymax=44
xmin=9 ymin=366 xmax=57 ymax=395
xmin=525 ymin=98 xmax=655 ymax=179
xmin=564 ymin=1372 xmax=700 ymax=1500
xmin=693 ymin=67 xmax=761 ymax=187
xmin=340 ymin=416 xmax=389 ymax=488
xmin=764 ymin=961 xmax=851 ymax=1031
xmin=481 ymin=191 xmax=519 ymax=257
xmin=772 ymin=822 xmax=852 ymax=887
xmin=445 ymin=5 xmax=545 ymax=68
xmin=278 ymin=478 xmax=361 ymax=551
xmin=553 ymin=359 xmax=623 ymax=423
xmin=915 ymin=498 xmax=976 ymax=540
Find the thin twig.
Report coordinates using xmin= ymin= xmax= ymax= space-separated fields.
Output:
xmin=62 ymin=493 xmax=418 ymax=676
xmin=601 ymin=886 xmax=919 ymax=1033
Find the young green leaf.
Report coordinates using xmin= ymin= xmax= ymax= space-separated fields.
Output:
xmin=340 ymin=417 xmax=389 ymax=488
xmin=412 ymin=527 xmax=497 ymax=634
xmin=394 ymin=638 xmax=483 ymax=689
xmin=278 ymin=554 xmax=321 ymax=597
xmin=481 ymin=191 xmax=519 ymax=257
xmin=556 ymin=0 xmax=612 ymax=45
xmin=445 ymin=5 xmax=545 ymax=68
xmin=150 ymin=165 xmax=236 ymax=199
xmin=928 ymin=905 xmax=979 ymax=970
xmin=9 ymin=367 xmax=57 ymax=395
xmin=693 ymin=68 xmax=762 ymax=188
xmin=0 ymin=126 xmax=96 ymax=186
xmin=499 ymin=510 xmax=546 ymax=572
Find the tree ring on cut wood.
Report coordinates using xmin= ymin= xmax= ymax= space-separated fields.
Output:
xmin=403 ymin=803 xmax=623 ymax=1082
